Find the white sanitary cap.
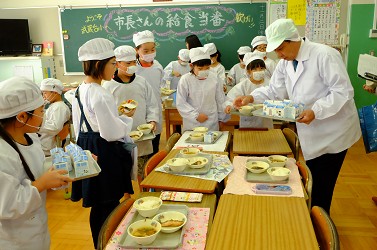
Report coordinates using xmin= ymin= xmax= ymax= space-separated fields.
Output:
xmin=114 ymin=45 xmax=137 ymax=62
xmin=203 ymin=43 xmax=217 ymax=55
xmin=189 ymin=47 xmax=210 ymax=63
xmin=40 ymin=78 xmax=64 ymax=94
xmin=133 ymin=30 xmax=155 ymax=47
xmin=251 ymin=36 xmax=267 ymax=49
xmin=0 ymin=77 xmax=44 ymax=119
xmin=265 ymin=18 xmax=300 ymax=52
xmin=237 ymin=46 xmax=252 ymax=55
xmin=243 ymin=51 xmax=265 ymax=67
xmin=178 ymin=49 xmax=190 ymax=62
xmin=78 ymin=38 xmax=115 ymax=61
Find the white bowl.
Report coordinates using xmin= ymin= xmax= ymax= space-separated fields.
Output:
xmin=120 ymin=100 xmax=138 ymax=114
xmin=189 ymin=132 xmax=204 ymax=142
xmin=127 ymin=219 xmax=161 ymax=245
xmin=152 ymin=211 xmax=187 ymax=233
xmin=239 ymin=105 xmax=253 ymax=115
xmin=180 ymin=148 xmax=200 ymax=158
xmin=133 ymin=197 xmax=162 ymax=217
xmin=267 ymin=155 xmax=288 ymax=168
xmin=193 ymin=126 xmax=208 ymax=133
xmin=187 ymin=157 xmax=208 ymax=169
xmin=245 ymin=160 xmax=269 ymax=174
xmin=137 ymin=123 xmax=153 ymax=135
xmin=129 ymin=131 xmax=143 ymax=142
xmin=267 ymin=167 xmax=291 ymax=181
xmin=166 ymin=158 xmax=189 ymax=172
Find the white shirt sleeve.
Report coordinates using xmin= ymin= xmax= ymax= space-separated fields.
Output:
xmin=163 ymin=61 xmax=174 ymax=81
xmin=39 ymin=102 xmax=71 ymax=136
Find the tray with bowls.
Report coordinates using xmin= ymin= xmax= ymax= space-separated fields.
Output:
xmin=160 ymin=88 xmax=176 ymax=96
xmin=163 ymin=151 xmax=213 ymax=175
xmin=119 ymin=202 xmax=189 ymax=249
xmin=184 ymin=131 xmax=223 ymax=144
xmin=244 ymin=157 xmax=290 ymax=184
xmin=230 ymin=104 xmax=263 ymax=117
xmin=129 ymin=123 xmax=156 ymax=142
xmin=252 ymin=108 xmax=297 ymax=122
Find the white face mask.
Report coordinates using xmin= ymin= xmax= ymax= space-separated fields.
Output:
xmin=252 ymin=70 xmax=265 ymax=81
xmin=126 ymin=65 xmax=138 ymax=75
xmin=43 ymin=92 xmax=56 ymax=104
xmin=16 ymin=112 xmax=45 ymax=130
xmin=196 ymin=69 xmax=210 ymax=80
xmin=140 ymin=52 xmax=156 ymax=62
xmin=180 ymin=61 xmax=189 ymax=66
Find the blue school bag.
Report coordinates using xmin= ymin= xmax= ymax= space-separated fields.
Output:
xmin=358 ymin=101 xmax=377 ymax=153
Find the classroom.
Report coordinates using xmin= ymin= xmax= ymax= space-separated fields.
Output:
xmin=0 ymin=0 xmax=377 ymax=249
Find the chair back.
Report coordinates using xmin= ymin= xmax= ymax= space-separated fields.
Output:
xmin=165 ymin=132 xmax=181 ymax=152
xmin=144 ymin=150 xmax=168 ymax=178
xmin=310 ymin=206 xmax=340 ymax=250
xmin=55 ymin=123 xmax=70 ymax=147
xmin=297 ymin=161 xmax=313 ymax=209
xmin=97 ymin=198 xmax=135 ymax=250
xmin=282 ymin=128 xmax=300 ymax=161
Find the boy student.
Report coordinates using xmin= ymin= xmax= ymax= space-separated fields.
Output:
xmin=251 ymin=35 xmax=277 ymax=79
xmin=176 ymin=47 xmax=229 ymax=131
xmin=227 ymin=46 xmax=252 ymax=92
xmin=133 ymin=30 xmax=163 ymax=154
xmin=38 ymin=78 xmax=71 ymax=156
xmin=103 ymin=45 xmax=160 ymax=177
xmin=225 ymin=52 xmax=272 ymax=128
xmin=163 ymin=49 xmax=191 ymax=92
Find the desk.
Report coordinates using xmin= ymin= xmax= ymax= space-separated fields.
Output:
xmin=206 ymin=194 xmax=319 ymax=250
xmin=173 ymin=131 xmax=230 ymax=152
xmin=140 ymin=149 xmax=228 ymax=193
xmin=232 ymin=129 xmax=292 ymax=158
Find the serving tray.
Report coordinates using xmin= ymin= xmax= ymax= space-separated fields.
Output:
xmin=252 ymin=109 xmax=297 ymax=122
xmin=184 ymin=131 xmax=223 ymax=144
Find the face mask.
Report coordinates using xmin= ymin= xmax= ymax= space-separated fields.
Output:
xmin=180 ymin=61 xmax=188 ymax=66
xmin=252 ymin=70 xmax=265 ymax=81
xmin=43 ymin=92 xmax=56 ymax=104
xmin=16 ymin=112 xmax=45 ymax=130
xmin=140 ymin=52 xmax=156 ymax=62
xmin=196 ymin=69 xmax=210 ymax=80
xmin=126 ymin=65 xmax=138 ymax=75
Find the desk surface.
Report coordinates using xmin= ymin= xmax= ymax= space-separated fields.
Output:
xmin=206 ymin=194 xmax=319 ymax=250
xmin=140 ymin=149 xmax=228 ymax=193
xmin=233 ymin=129 xmax=292 ymax=155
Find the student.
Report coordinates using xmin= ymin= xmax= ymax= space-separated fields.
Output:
xmin=251 ymin=35 xmax=277 ymax=79
xmin=225 ymin=52 xmax=273 ymax=129
xmin=227 ymin=46 xmax=251 ymax=91
xmin=38 ymin=78 xmax=71 ymax=156
xmin=234 ymin=19 xmax=361 ymax=214
xmin=133 ymin=30 xmax=163 ymax=154
xmin=185 ymin=34 xmax=203 ymax=50
xmin=204 ymin=43 xmax=226 ymax=87
xmin=0 ymin=77 xmax=73 ymax=250
xmin=176 ymin=47 xmax=228 ymax=131
xmin=103 ymin=45 xmax=160 ymax=177
xmin=71 ymin=38 xmax=135 ymax=248
xmin=163 ymin=49 xmax=191 ymax=92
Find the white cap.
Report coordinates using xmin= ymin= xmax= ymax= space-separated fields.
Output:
xmin=251 ymin=36 xmax=267 ymax=49
xmin=0 ymin=77 xmax=44 ymax=119
xmin=133 ymin=30 xmax=155 ymax=47
xmin=265 ymin=19 xmax=300 ymax=52
xmin=189 ymin=47 xmax=210 ymax=63
xmin=178 ymin=49 xmax=190 ymax=62
xmin=40 ymin=78 xmax=64 ymax=94
xmin=243 ymin=51 xmax=265 ymax=67
xmin=203 ymin=43 xmax=217 ymax=55
xmin=114 ymin=45 xmax=137 ymax=62
xmin=78 ymin=38 xmax=115 ymax=61
xmin=237 ymin=46 xmax=251 ymax=55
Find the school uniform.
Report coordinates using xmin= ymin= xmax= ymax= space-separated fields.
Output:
xmin=163 ymin=61 xmax=191 ymax=91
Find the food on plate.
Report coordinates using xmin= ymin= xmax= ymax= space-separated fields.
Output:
xmin=250 ymin=166 xmax=264 ymax=170
xmin=138 ymin=200 xmax=160 ymax=209
xmin=131 ymin=226 xmax=158 ymax=237
xmin=160 ymin=220 xmax=184 ymax=227
xmin=118 ymin=99 xmax=138 ymax=114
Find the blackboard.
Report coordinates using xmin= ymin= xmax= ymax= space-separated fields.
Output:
xmin=60 ymin=2 xmax=267 ymax=74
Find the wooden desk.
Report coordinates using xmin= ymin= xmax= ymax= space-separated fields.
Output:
xmin=232 ymin=129 xmax=292 ymax=158
xmin=140 ymin=149 xmax=228 ymax=193
xmin=206 ymin=194 xmax=319 ymax=250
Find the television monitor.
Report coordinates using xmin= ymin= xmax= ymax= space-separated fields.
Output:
xmin=0 ymin=19 xmax=32 ymax=56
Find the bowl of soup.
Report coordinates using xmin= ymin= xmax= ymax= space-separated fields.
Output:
xmin=133 ymin=197 xmax=162 ymax=218
xmin=189 ymin=132 xmax=204 ymax=142
xmin=245 ymin=160 xmax=269 ymax=174
xmin=267 ymin=155 xmax=288 ymax=168
xmin=187 ymin=157 xmax=208 ymax=169
xmin=267 ymin=167 xmax=291 ymax=181
xmin=180 ymin=147 xmax=200 ymax=158
xmin=166 ymin=158 xmax=189 ymax=172
xmin=127 ymin=219 xmax=161 ymax=245
xmin=238 ymin=105 xmax=253 ymax=115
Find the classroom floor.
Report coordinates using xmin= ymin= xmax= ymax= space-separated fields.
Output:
xmin=45 ymin=123 xmax=377 ymax=250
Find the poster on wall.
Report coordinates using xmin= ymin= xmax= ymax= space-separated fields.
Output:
xmin=269 ymin=1 xmax=287 ymax=24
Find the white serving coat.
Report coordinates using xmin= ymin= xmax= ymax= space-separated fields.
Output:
xmin=163 ymin=60 xmax=191 ymax=90
xmin=103 ymin=75 xmax=160 ymax=156
xmin=210 ymin=63 xmax=226 ymax=85
xmin=0 ymin=134 xmax=49 ymax=250
xmin=39 ymin=101 xmax=71 ymax=155
xmin=251 ymin=38 xmax=361 ymax=160
xmin=226 ymin=78 xmax=273 ymax=128
xmin=176 ymin=72 xmax=229 ymax=132
xmin=264 ymin=57 xmax=277 ymax=79
xmin=227 ymin=63 xmax=247 ymax=88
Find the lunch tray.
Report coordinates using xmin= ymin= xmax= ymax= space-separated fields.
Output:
xmin=164 ymin=152 xmax=213 ymax=175
xmin=252 ymin=109 xmax=297 ymax=122
xmin=139 ymin=132 xmax=156 ymax=142
xmin=244 ymin=159 xmax=289 ymax=184
xmin=184 ymin=131 xmax=223 ymax=144
xmin=230 ymin=104 xmax=262 ymax=117
xmin=119 ymin=204 xmax=189 ymax=249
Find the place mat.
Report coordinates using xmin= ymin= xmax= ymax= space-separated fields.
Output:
xmin=155 ymin=154 xmax=233 ymax=183
xmin=105 ymin=207 xmax=210 ymax=250
xmin=173 ymin=131 xmax=229 ymax=152
xmin=223 ymin=156 xmax=304 ymax=197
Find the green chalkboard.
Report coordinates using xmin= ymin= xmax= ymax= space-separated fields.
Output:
xmin=60 ymin=2 xmax=267 ymax=73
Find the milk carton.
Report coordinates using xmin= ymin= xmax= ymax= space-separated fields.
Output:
xmin=73 ymin=151 xmax=90 ymax=178
xmin=204 ymin=132 xmax=215 ymax=143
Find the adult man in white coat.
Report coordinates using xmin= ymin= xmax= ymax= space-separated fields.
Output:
xmin=234 ymin=19 xmax=361 ymax=214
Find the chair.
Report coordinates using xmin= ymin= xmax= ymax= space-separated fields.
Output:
xmin=282 ymin=127 xmax=300 ymax=161
xmin=297 ymin=160 xmax=313 ymax=210
xmin=310 ymin=206 xmax=340 ymax=250
xmin=144 ymin=150 xmax=168 ymax=178
xmin=165 ymin=132 xmax=181 ymax=152
xmin=97 ymin=198 xmax=135 ymax=250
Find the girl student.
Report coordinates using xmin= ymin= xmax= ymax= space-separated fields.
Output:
xmin=0 ymin=77 xmax=73 ymax=250
xmin=203 ymin=43 xmax=227 ymax=92
xmin=185 ymin=34 xmax=203 ymax=50
xmin=227 ymin=46 xmax=252 ymax=92
xmin=176 ymin=47 xmax=229 ymax=131
xmin=103 ymin=45 xmax=160 ymax=178
xmin=133 ymin=30 xmax=164 ymax=155
xmin=225 ymin=52 xmax=273 ymax=129
xmin=251 ymin=35 xmax=277 ymax=79
xmin=71 ymin=38 xmax=136 ymax=248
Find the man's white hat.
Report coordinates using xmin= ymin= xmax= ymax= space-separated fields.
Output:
xmin=0 ymin=77 xmax=44 ymax=119
xmin=40 ymin=78 xmax=64 ymax=94
xmin=78 ymin=38 xmax=115 ymax=61
xmin=251 ymin=36 xmax=267 ymax=49
xmin=203 ymin=43 xmax=217 ymax=55
xmin=114 ymin=45 xmax=137 ymax=62
xmin=189 ymin=47 xmax=210 ymax=63
xmin=237 ymin=46 xmax=251 ymax=55
xmin=243 ymin=51 xmax=265 ymax=67
xmin=265 ymin=19 xmax=300 ymax=52
xmin=178 ymin=49 xmax=190 ymax=62
xmin=133 ymin=30 xmax=155 ymax=47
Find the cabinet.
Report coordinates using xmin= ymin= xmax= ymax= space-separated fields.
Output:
xmin=0 ymin=56 xmax=56 ymax=83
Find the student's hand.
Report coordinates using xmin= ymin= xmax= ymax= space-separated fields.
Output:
xmin=91 ymin=154 xmax=98 ymax=162
xmin=224 ymin=105 xmax=231 ymax=114
xmin=32 ymin=168 xmax=73 ymax=192
xmin=233 ymin=95 xmax=254 ymax=108
xmin=196 ymin=113 xmax=208 ymax=123
xmin=296 ymin=109 xmax=315 ymax=125
xmin=223 ymin=84 xmax=227 ymax=93
xmin=172 ymin=71 xmax=181 ymax=77
xmin=149 ymin=121 xmax=157 ymax=132
xmin=363 ymin=84 xmax=376 ymax=94
xmin=227 ymin=76 xmax=234 ymax=85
